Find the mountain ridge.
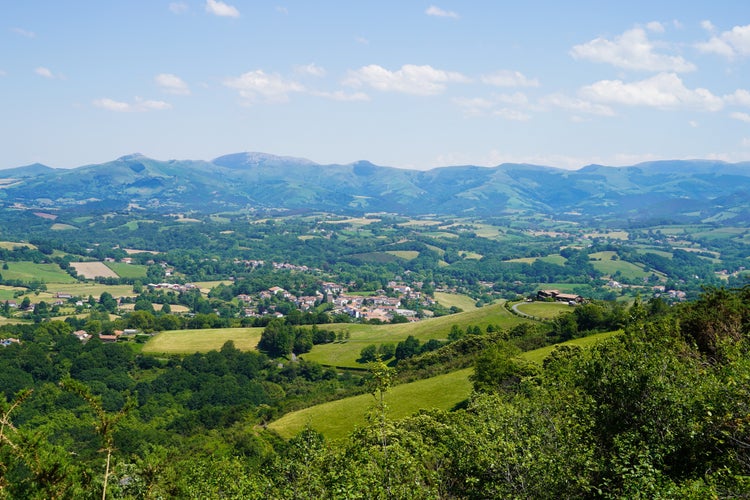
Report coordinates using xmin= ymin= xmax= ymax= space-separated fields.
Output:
xmin=2 ymin=152 xmax=750 ymax=223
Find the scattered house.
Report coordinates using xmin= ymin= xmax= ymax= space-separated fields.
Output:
xmin=537 ymin=289 xmax=584 ymax=303
xmin=72 ymin=330 xmax=91 ymax=342
xmin=55 ymin=292 xmax=73 ymax=299
xmin=0 ymin=338 xmax=20 ymax=347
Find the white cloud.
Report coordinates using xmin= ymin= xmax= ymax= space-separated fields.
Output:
xmin=742 ymin=137 xmax=750 ymax=148
xmin=0 ymin=70 xmax=7 ymax=77
xmin=11 ymin=27 xmax=35 ymax=38
xmin=155 ymin=73 xmax=190 ymax=95
xmin=205 ymin=0 xmax=240 ymax=18
xmin=425 ymin=6 xmax=459 ymax=19
xmin=730 ymin=112 xmax=750 ymax=123
xmin=295 ymin=63 xmax=326 ymax=77
xmin=725 ymin=89 xmax=750 ymax=107
xmin=224 ymin=70 xmax=304 ymax=103
xmin=539 ymin=93 xmax=615 ymax=116
xmin=581 ymin=73 xmax=723 ymax=111
xmin=356 ymin=36 xmax=369 ymax=45
xmin=34 ymin=66 xmax=64 ymax=79
xmin=646 ymin=21 xmax=664 ymax=33
xmin=312 ymin=90 xmax=370 ymax=102
xmin=481 ymin=70 xmax=539 ymax=88
xmin=689 ymin=120 xmax=699 ymax=128
xmin=696 ymin=23 xmax=750 ymax=59
xmin=93 ymin=97 xmax=171 ymax=112
xmin=276 ymin=6 xmax=288 ymax=15
xmin=493 ymin=108 xmax=531 ymax=121
xmin=454 ymin=93 xmax=530 ymax=118
xmin=701 ymin=20 xmax=716 ymax=33
xmin=571 ymin=27 xmax=696 ymax=72
xmin=169 ymin=2 xmax=188 ymax=14
xmin=344 ymin=64 xmax=469 ymax=95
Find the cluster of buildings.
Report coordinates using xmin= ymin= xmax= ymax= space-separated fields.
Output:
xmin=237 ymin=280 xmax=435 ymax=322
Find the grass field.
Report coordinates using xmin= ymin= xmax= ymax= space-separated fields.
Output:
xmin=142 ymin=327 xmax=264 ymax=354
xmin=1 ymin=261 xmax=76 ymax=284
xmin=0 ymin=285 xmax=28 ymax=301
xmin=50 ymin=223 xmax=77 ymax=231
xmin=589 ymin=251 xmax=653 ymax=280
xmin=104 ymin=262 xmax=148 ymax=279
xmin=385 ymin=250 xmax=420 ymax=260
xmin=43 ymin=283 xmax=137 ymax=298
xmin=433 ymin=292 xmax=478 ymax=311
xmin=270 ymin=330 xmax=621 ymax=440
xmin=514 ymin=301 xmax=571 ymax=318
xmin=302 ymin=302 xmax=527 ymax=368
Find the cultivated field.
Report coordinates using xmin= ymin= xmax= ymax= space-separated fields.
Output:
xmin=70 ymin=262 xmax=119 ymax=279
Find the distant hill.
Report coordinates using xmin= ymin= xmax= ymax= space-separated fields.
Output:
xmin=1 ymin=152 xmax=750 ymax=223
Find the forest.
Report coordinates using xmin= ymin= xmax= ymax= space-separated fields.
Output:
xmin=0 ymin=208 xmax=749 ymax=498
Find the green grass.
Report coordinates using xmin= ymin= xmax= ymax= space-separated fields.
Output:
xmin=142 ymin=328 xmax=264 ymax=354
xmin=589 ymin=252 xmax=653 ymax=280
xmin=1 ymin=261 xmax=76 ymax=284
xmin=303 ymin=302 xmax=527 ymax=368
xmin=433 ymin=292 xmax=478 ymax=311
xmin=271 ymin=330 xmax=621 ymax=440
xmin=0 ymin=241 xmax=36 ymax=250
xmin=50 ymin=223 xmax=77 ymax=231
xmin=104 ymin=262 xmax=148 ymax=279
xmin=514 ymin=301 xmax=571 ymax=318
xmin=268 ymin=367 xmax=474 ymax=441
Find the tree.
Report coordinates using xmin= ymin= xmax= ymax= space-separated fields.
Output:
xmin=359 ymin=344 xmax=378 ymax=363
xmin=99 ymin=292 xmax=117 ymax=313
xmin=258 ymin=319 xmax=293 ymax=357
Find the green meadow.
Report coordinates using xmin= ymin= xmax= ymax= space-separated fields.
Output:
xmin=142 ymin=327 xmax=264 ymax=354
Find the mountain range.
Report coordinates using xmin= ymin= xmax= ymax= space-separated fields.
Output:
xmin=2 ymin=152 xmax=750 ymax=223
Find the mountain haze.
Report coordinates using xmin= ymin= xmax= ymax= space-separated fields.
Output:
xmin=2 ymin=153 xmax=750 ymax=223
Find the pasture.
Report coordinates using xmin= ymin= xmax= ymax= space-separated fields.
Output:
xmin=142 ymin=327 xmax=264 ymax=354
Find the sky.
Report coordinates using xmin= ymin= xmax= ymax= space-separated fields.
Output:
xmin=2 ymin=1 xmax=750 ymax=171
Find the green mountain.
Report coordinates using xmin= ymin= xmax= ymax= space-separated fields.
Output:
xmin=2 ymin=153 xmax=750 ymax=222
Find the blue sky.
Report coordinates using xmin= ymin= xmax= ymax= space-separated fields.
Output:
xmin=2 ymin=1 xmax=750 ymax=170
